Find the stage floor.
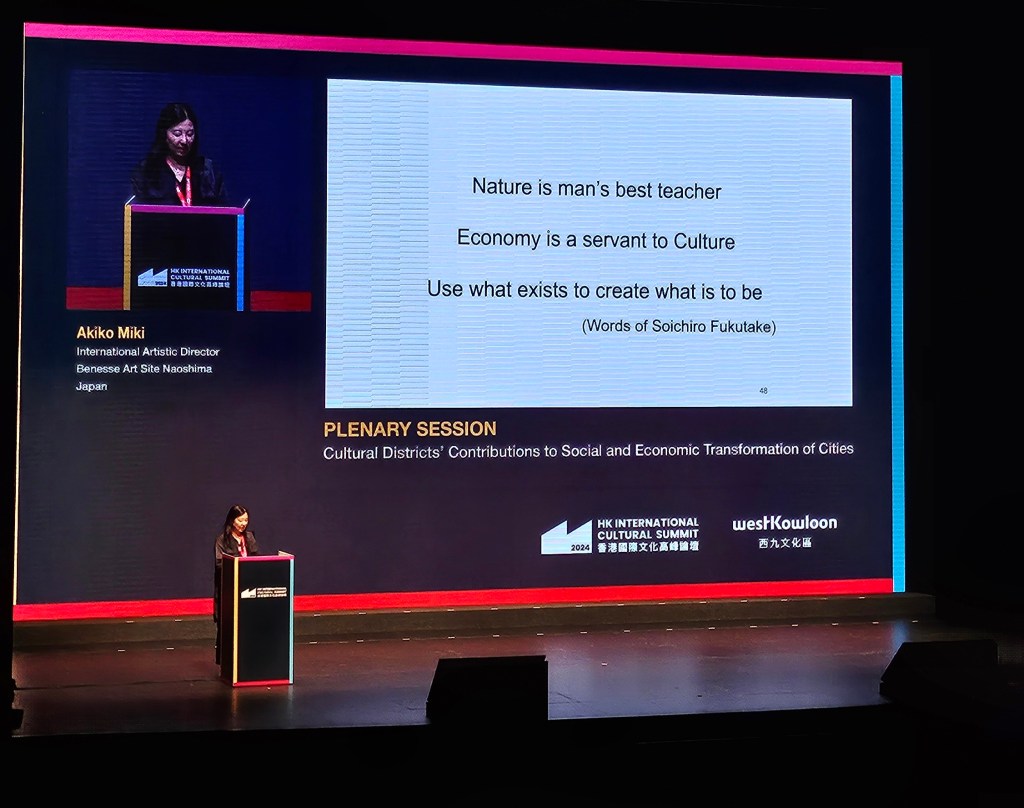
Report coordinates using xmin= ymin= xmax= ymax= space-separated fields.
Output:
xmin=8 ymin=599 xmax=1024 ymax=800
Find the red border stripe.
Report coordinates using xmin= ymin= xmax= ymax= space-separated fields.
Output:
xmin=129 ymin=204 xmax=246 ymax=215
xmin=249 ymin=291 xmax=312 ymax=311
xmin=64 ymin=287 xmax=311 ymax=311
xmin=13 ymin=579 xmax=893 ymax=621
xmin=232 ymin=679 xmax=292 ymax=687
xmin=66 ymin=286 xmax=122 ymax=310
xmin=23 ymin=23 xmax=901 ymax=76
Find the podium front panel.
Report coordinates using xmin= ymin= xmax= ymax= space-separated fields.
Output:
xmin=123 ymin=203 xmax=246 ymax=310
xmin=221 ymin=554 xmax=294 ymax=686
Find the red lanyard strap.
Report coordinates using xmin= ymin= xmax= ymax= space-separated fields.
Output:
xmin=167 ymin=159 xmax=192 ymax=206
xmin=174 ymin=165 xmax=192 ymax=207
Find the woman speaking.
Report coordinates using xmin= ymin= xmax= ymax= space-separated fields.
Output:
xmin=131 ymin=102 xmax=228 ymax=206
xmin=213 ymin=504 xmax=261 ymax=664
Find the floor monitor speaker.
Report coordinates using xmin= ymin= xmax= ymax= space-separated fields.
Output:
xmin=426 ymin=655 xmax=548 ymax=724
xmin=880 ymin=638 xmax=1006 ymax=718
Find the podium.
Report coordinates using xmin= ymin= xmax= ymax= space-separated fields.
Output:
xmin=219 ymin=553 xmax=294 ymax=686
xmin=122 ymin=199 xmax=249 ymax=311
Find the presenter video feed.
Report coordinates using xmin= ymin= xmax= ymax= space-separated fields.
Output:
xmin=15 ymin=24 xmax=906 ymax=617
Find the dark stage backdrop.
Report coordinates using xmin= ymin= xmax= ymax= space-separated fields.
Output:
xmin=15 ymin=21 xmax=909 ymax=615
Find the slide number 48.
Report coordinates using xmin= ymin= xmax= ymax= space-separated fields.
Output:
xmin=759 ymin=387 xmax=769 ymax=395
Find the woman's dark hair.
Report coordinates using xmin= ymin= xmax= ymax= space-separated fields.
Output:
xmin=148 ymin=102 xmax=202 ymax=164
xmin=222 ymin=504 xmax=249 ymax=536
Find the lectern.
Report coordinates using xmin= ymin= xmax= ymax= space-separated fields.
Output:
xmin=122 ymin=199 xmax=249 ymax=311
xmin=219 ymin=553 xmax=294 ymax=686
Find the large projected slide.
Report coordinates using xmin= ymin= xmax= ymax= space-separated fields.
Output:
xmin=325 ymin=81 xmax=852 ymax=408
xmin=16 ymin=24 xmax=904 ymax=618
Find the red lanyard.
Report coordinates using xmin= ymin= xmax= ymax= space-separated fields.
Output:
xmin=169 ymin=161 xmax=191 ymax=206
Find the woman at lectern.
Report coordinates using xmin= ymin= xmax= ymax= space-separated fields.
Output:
xmin=213 ymin=504 xmax=261 ymax=663
xmin=131 ymin=102 xmax=228 ymax=206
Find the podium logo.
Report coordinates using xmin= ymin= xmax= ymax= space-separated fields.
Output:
xmin=137 ymin=268 xmax=168 ymax=287
xmin=541 ymin=520 xmax=593 ymax=555
xmin=241 ymin=586 xmax=289 ymax=599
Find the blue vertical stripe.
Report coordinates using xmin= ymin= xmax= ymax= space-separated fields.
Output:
xmin=890 ymin=76 xmax=905 ymax=593
xmin=288 ymin=557 xmax=295 ymax=682
xmin=236 ymin=214 xmax=245 ymax=311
